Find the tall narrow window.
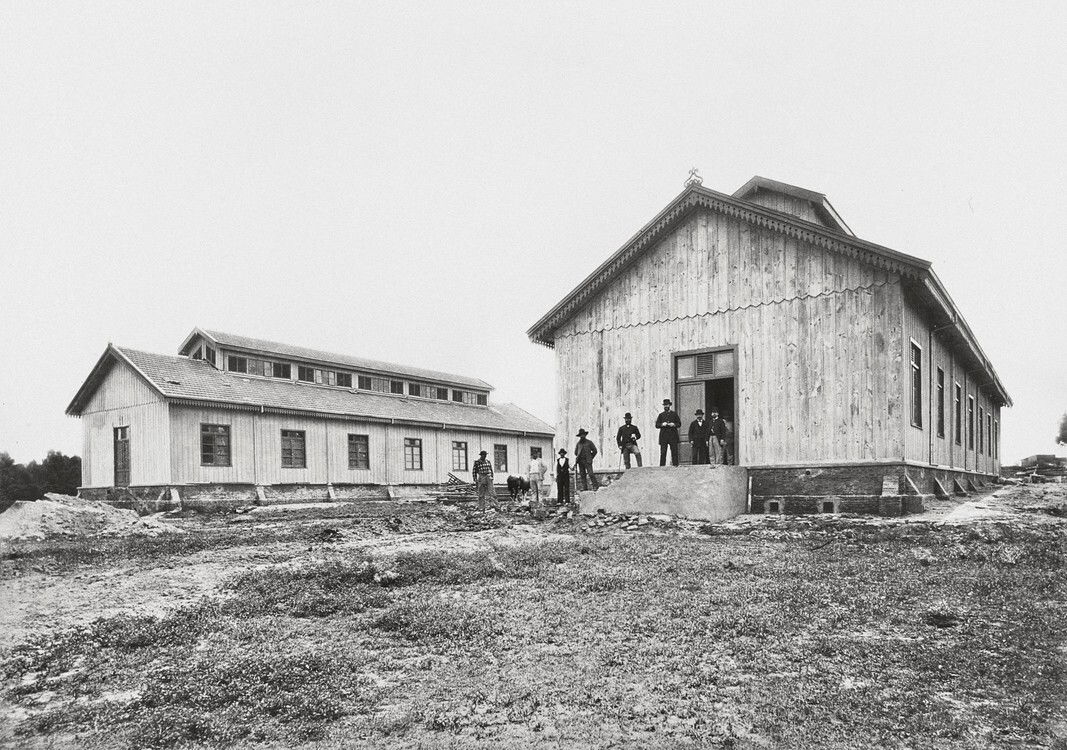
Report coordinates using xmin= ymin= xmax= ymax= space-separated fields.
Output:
xmin=954 ymin=383 xmax=962 ymax=445
xmin=281 ymin=430 xmax=306 ymax=468
xmin=493 ymin=444 xmax=508 ymax=473
xmin=994 ymin=420 xmax=999 ymax=459
xmin=452 ymin=441 xmax=468 ymax=471
xmin=113 ymin=426 xmax=130 ymax=487
xmin=347 ymin=434 xmax=369 ymax=470
xmin=200 ymin=424 xmax=231 ymax=466
xmin=967 ymin=396 xmax=975 ymax=450
xmin=909 ymin=343 xmax=922 ymax=428
xmin=986 ymin=414 xmax=993 ymax=456
xmin=404 ymin=438 xmax=423 ymax=470
xmin=936 ymin=368 xmax=945 ymax=438
xmin=227 ymin=355 xmax=248 ymax=373
xmin=978 ymin=407 xmax=985 ymax=453
xmin=205 ymin=347 xmax=217 ymax=366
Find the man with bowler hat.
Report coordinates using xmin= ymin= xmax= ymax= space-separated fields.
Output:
xmin=688 ymin=409 xmax=711 ymax=464
xmin=471 ymin=450 xmax=498 ymax=512
xmin=655 ymin=399 xmax=682 ymax=466
xmin=616 ymin=413 xmax=642 ymax=468
xmin=554 ymin=449 xmax=571 ymax=504
xmin=574 ymin=428 xmax=599 ymax=491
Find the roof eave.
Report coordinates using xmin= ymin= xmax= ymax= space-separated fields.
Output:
xmin=177 ymin=327 xmax=216 ymax=357
xmin=65 ymin=344 xmax=168 ymax=416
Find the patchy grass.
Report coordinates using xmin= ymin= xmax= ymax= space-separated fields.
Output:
xmin=3 ymin=524 xmax=1065 ymax=749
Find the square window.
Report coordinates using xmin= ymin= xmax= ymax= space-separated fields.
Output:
xmin=676 ymin=356 xmax=695 ymax=379
xmin=408 ymin=383 xmax=421 ymax=397
xmin=391 ymin=380 xmax=404 ymax=394
xmin=436 ymin=387 xmax=448 ymax=400
xmin=200 ymin=424 xmax=232 ymax=466
xmin=298 ymin=366 xmax=315 ymax=383
xmin=452 ymin=390 xmax=464 ymax=402
xmin=476 ymin=394 xmax=487 ymax=406
xmin=272 ymin=362 xmax=291 ymax=379
xmin=336 ymin=372 xmax=352 ymax=388
xmin=357 ymin=375 xmax=371 ymax=390
xmin=227 ymin=356 xmax=248 ymax=373
xmin=530 ymin=447 xmax=542 ymax=459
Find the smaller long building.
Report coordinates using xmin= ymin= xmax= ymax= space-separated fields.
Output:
xmin=67 ymin=328 xmax=554 ymax=508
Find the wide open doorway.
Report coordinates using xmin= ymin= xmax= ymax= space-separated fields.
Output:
xmin=674 ymin=348 xmax=737 ymax=465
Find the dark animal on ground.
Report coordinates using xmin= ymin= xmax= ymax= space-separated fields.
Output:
xmin=507 ymin=475 xmax=530 ymax=500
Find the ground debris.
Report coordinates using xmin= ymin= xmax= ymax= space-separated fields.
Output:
xmin=0 ymin=494 xmax=183 ymax=542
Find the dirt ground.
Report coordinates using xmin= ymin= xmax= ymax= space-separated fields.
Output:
xmin=1 ymin=483 xmax=1064 ymax=749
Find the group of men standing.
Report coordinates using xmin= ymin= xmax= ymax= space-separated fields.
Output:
xmin=469 ymin=397 xmax=734 ymax=512
xmin=653 ymin=398 xmax=732 ymax=466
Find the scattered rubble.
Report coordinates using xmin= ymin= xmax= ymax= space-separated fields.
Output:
xmin=0 ymin=494 xmax=183 ymax=542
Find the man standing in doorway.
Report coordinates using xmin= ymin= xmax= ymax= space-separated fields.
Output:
xmin=689 ymin=409 xmax=711 ymax=464
xmin=616 ymin=413 xmax=642 ymax=468
xmin=656 ymin=399 xmax=681 ymax=466
xmin=554 ymin=449 xmax=571 ymax=505
xmin=472 ymin=450 xmax=498 ymax=512
xmin=574 ymin=429 xmax=599 ymax=491
xmin=709 ymin=408 xmax=728 ymax=464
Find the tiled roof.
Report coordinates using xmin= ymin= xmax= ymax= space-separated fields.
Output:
xmin=197 ymin=329 xmax=493 ymax=391
xmin=78 ymin=347 xmax=553 ymax=435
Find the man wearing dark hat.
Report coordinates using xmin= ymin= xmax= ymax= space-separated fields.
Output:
xmin=574 ymin=429 xmax=599 ymax=491
xmin=616 ymin=413 xmax=642 ymax=469
xmin=554 ymin=448 xmax=571 ymax=504
xmin=655 ymin=398 xmax=682 ymax=466
xmin=471 ymin=450 xmax=497 ymax=512
xmin=688 ymin=409 xmax=711 ymax=465
xmin=708 ymin=408 xmax=728 ymax=464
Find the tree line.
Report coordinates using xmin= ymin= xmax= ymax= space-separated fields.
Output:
xmin=0 ymin=451 xmax=82 ymax=511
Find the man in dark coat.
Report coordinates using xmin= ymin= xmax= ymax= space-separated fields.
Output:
xmin=574 ymin=428 xmax=599 ymax=491
xmin=688 ymin=409 xmax=711 ymax=465
xmin=655 ymin=399 xmax=681 ymax=466
xmin=616 ymin=412 xmax=642 ymax=469
xmin=709 ymin=408 xmax=728 ymax=464
xmin=554 ymin=448 xmax=571 ymax=504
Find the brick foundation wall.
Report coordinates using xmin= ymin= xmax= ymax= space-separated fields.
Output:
xmin=749 ymin=463 xmax=996 ymax=517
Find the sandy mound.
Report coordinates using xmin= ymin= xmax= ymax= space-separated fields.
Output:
xmin=0 ymin=493 xmax=183 ymax=541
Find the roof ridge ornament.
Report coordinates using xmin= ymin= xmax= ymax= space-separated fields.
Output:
xmin=685 ymin=167 xmax=703 ymax=187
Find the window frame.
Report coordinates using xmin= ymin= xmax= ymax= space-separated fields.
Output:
xmin=297 ymin=365 xmax=315 ymax=383
xmin=403 ymin=438 xmax=423 ymax=471
xmin=281 ymin=429 xmax=307 ymax=469
xmin=909 ymin=340 xmax=922 ymax=429
xmin=336 ymin=372 xmax=352 ymax=388
xmin=271 ymin=362 xmax=292 ymax=379
xmin=200 ymin=423 xmax=232 ymax=467
xmin=953 ymin=382 xmax=962 ymax=445
xmin=451 ymin=441 xmax=468 ymax=471
xmin=935 ymin=368 xmax=945 ymax=438
xmin=493 ymin=443 xmax=508 ymax=473
xmin=347 ymin=433 xmax=369 ymax=470
xmin=226 ymin=355 xmax=248 ymax=374
xmin=967 ymin=395 xmax=975 ymax=450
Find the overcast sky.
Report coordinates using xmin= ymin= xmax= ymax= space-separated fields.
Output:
xmin=1 ymin=1 xmax=1064 ymax=465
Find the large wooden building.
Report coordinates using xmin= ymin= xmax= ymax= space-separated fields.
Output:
xmin=67 ymin=329 xmax=554 ymax=509
xmin=528 ymin=175 xmax=1011 ymax=513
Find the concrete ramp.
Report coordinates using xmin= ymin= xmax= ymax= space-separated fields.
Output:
xmin=579 ymin=465 xmax=748 ymax=522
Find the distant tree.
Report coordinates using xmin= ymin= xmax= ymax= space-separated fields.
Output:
xmin=1058 ymin=413 xmax=1067 ymax=446
xmin=0 ymin=450 xmax=82 ymax=511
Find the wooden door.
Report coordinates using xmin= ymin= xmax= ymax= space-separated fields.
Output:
xmin=114 ymin=426 xmax=130 ymax=487
xmin=676 ymin=381 xmax=704 ymax=464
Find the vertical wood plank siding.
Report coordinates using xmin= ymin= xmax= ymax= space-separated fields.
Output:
xmin=552 ymin=209 xmax=907 ymax=467
xmin=79 ymin=363 xmax=171 ymax=487
xmin=167 ymin=405 xmax=552 ymax=486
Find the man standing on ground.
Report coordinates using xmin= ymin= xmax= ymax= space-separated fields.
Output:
xmin=708 ymin=408 xmax=728 ymax=464
xmin=655 ymin=398 xmax=681 ymax=466
xmin=574 ymin=429 xmax=599 ymax=491
xmin=527 ymin=451 xmax=548 ymax=507
xmin=472 ymin=450 xmax=497 ymax=512
xmin=689 ymin=409 xmax=711 ymax=465
xmin=554 ymin=449 xmax=571 ymax=505
xmin=616 ymin=413 xmax=642 ymax=468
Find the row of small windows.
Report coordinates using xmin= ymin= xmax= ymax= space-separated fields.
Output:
xmin=910 ymin=342 xmax=998 ymax=459
xmin=200 ymin=424 xmax=529 ymax=471
xmin=221 ymin=354 xmax=486 ymax=405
